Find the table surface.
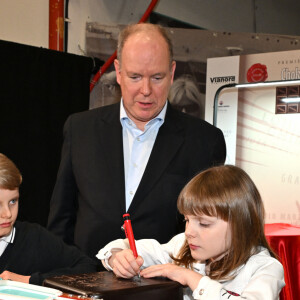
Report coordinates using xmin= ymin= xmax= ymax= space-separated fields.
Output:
xmin=44 ymin=272 xmax=183 ymax=300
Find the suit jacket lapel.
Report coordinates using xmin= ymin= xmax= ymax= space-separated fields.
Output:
xmin=129 ymin=104 xmax=184 ymax=212
xmin=97 ymin=103 xmax=126 ymax=212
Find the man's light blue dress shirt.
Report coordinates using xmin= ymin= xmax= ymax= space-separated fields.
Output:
xmin=120 ymin=100 xmax=167 ymax=211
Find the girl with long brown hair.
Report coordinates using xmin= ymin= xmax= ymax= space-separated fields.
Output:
xmin=98 ymin=165 xmax=285 ymax=299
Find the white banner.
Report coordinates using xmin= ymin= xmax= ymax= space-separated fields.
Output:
xmin=206 ymin=50 xmax=300 ymax=225
xmin=206 ymin=56 xmax=240 ymax=164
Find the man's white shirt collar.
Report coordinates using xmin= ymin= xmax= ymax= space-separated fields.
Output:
xmin=120 ymin=99 xmax=167 ymax=126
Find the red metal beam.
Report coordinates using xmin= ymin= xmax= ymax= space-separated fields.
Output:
xmin=49 ymin=0 xmax=64 ymax=51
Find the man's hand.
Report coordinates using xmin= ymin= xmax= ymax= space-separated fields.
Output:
xmin=109 ymin=248 xmax=144 ymax=278
xmin=0 ymin=270 xmax=30 ymax=284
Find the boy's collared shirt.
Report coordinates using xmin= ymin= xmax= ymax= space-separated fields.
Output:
xmin=0 ymin=227 xmax=15 ymax=256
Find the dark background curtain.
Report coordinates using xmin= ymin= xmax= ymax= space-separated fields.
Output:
xmin=0 ymin=40 xmax=93 ymax=227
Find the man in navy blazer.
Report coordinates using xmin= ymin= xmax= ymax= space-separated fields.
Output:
xmin=47 ymin=23 xmax=226 ymax=260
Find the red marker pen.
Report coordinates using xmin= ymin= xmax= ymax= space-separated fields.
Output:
xmin=122 ymin=213 xmax=138 ymax=258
